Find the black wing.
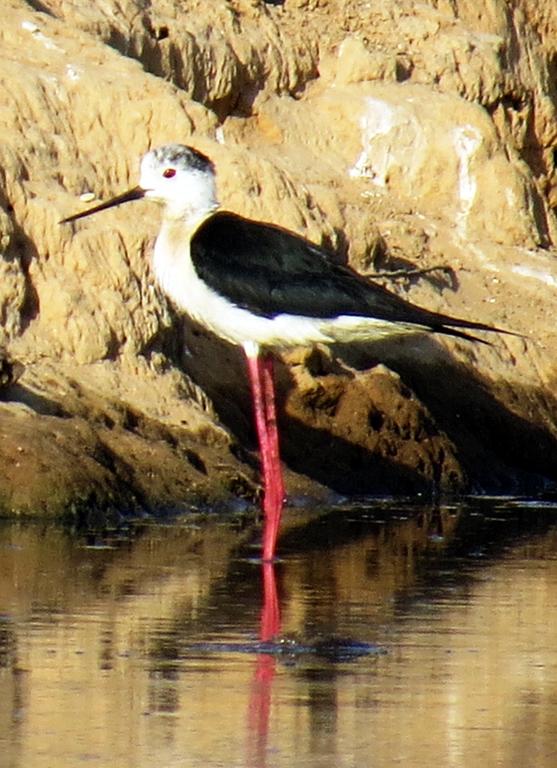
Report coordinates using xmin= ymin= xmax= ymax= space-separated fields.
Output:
xmin=190 ymin=211 xmax=505 ymax=338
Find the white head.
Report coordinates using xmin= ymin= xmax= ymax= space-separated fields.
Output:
xmin=61 ymin=143 xmax=219 ymax=225
xmin=139 ymin=144 xmax=219 ymax=221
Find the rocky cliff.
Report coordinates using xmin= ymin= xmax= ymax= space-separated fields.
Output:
xmin=2 ymin=0 xmax=557 ymax=518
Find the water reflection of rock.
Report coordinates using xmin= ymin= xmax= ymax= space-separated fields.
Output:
xmin=1 ymin=504 xmax=557 ymax=765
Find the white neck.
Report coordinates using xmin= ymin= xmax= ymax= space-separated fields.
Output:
xmin=160 ymin=171 xmax=219 ymax=224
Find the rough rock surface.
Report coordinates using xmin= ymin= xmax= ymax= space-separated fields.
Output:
xmin=2 ymin=0 xmax=557 ymax=519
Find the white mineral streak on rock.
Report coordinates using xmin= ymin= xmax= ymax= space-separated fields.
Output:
xmin=349 ymin=96 xmax=424 ymax=187
xmin=452 ymin=125 xmax=482 ymax=241
xmin=22 ymin=20 xmax=63 ymax=53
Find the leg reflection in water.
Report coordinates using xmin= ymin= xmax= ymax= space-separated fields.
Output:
xmin=246 ymin=562 xmax=281 ymax=767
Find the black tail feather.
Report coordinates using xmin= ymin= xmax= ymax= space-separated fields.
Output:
xmin=433 ymin=320 xmax=523 ymax=346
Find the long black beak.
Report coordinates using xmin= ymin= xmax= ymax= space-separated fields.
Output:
xmin=60 ymin=185 xmax=145 ymax=224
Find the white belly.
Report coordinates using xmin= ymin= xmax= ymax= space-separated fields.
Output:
xmin=152 ymin=231 xmax=421 ymax=350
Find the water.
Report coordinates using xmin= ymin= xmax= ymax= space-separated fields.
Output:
xmin=1 ymin=499 xmax=557 ymax=767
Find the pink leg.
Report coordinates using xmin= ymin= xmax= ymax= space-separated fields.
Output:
xmin=245 ymin=349 xmax=285 ymax=561
xmin=260 ymin=562 xmax=280 ymax=640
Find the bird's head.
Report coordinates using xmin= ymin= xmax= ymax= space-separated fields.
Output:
xmin=139 ymin=144 xmax=218 ymax=219
xmin=61 ymin=143 xmax=218 ymax=225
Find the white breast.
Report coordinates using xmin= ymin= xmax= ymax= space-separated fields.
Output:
xmin=152 ymin=222 xmax=421 ymax=350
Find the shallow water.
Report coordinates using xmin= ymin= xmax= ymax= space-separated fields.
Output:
xmin=1 ymin=499 xmax=557 ymax=767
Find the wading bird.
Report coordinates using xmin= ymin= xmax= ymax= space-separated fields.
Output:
xmin=62 ymin=143 xmax=512 ymax=561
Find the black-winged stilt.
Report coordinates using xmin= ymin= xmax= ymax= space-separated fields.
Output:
xmin=62 ymin=143 xmax=513 ymax=561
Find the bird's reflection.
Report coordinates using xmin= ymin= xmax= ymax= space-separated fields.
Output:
xmin=246 ymin=562 xmax=281 ymax=767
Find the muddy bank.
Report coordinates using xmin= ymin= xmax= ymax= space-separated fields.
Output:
xmin=1 ymin=0 xmax=557 ymax=516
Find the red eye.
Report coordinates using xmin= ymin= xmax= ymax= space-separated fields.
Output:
xmin=163 ymin=168 xmax=176 ymax=178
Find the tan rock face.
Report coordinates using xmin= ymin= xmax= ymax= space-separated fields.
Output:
xmin=1 ymin=0 xmax=557 ymax=517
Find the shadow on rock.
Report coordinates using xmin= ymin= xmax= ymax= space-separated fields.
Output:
xmin=181 ymin=322 xmax=557 ymax=497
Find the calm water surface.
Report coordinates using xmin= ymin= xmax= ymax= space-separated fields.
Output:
xmin=1 ymin=499 xmax=557 ymax=767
